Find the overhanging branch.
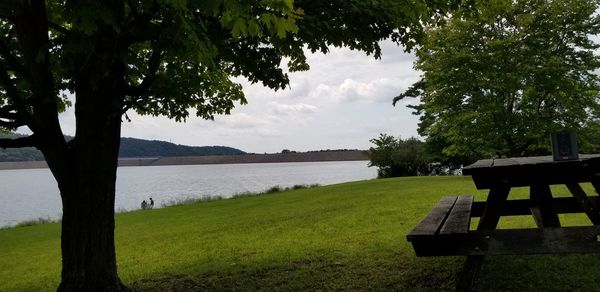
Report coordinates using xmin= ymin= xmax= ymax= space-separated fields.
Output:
xmin=0 ymin=38 xmax=28 ymax=80
xmin=0 ymin=105 xmax=26 ymax=127
xmin=0 ymin=67 xmax=32 ymax=129
xmin=0 ymin=0 xmax=20 ymax=19
xmin=47 ymin=21 xmax=69 ymax=35
xmin=0 ymin=135 xmax=36 ymax=149
xmin=0 ymin=64 xmax=24 ymax=102
xmin=123 ymin=42 xmax=163 ymax=101
xmin=122 ymin=13 xmax=161 ymax=44
xmin=0 ymin=119 xmax=25 ymax=128
xmin=0 ymin=63 xmax=29 ymax=118
xmin=0 ymin=105 xmax=19 ymax=119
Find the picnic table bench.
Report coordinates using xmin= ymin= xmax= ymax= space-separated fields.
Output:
xmin=407 ymin=154 xmax=600 ymax=291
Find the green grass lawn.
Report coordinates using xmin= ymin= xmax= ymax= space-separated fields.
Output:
xmin=1 ymin=176 xmax=600 ymax=291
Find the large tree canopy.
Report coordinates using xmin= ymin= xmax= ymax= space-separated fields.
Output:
xmin=395 ymin=0 xmax=600 ymax=161
xmin=0 ymin=0 xmax=453 ymax=290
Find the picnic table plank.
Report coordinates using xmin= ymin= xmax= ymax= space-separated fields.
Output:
xmin=407 ymin=196 xmax=457 ymax=240
xmin=463 ymin=154 xmax=600 ymax=190
xmin=440 ymin=195 xmax=473 ymax=236
xmin=471 ymin=197 xmax=592 ymax=217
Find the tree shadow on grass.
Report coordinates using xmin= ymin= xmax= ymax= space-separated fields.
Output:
xmin=128 ymin=246 xmax=600 ymax=291
xmin=475 ymin=254 xmax=600 ymax=291
xmin=129 ymin=253 xmax=464 ymax=292
xmin=405 ymin=254 xmax=600 ymax=292
xmin=130 ymin=258 xmax=344 ymax=292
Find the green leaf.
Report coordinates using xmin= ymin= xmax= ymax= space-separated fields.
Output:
xmin=248 ymin=19 xmax=261 ymax=36
xmin=231 ymin=18 xmax=248 ymax=37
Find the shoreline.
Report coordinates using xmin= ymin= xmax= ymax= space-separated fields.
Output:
xmin=0 ymin=150 xmax=369 ymax=170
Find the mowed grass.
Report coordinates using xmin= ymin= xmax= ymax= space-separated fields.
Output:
xmin=2 ymin=176 xmax=600 ymax=291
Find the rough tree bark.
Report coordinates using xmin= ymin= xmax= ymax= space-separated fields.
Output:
xmin=56 ymin=133 xmax=125 ymax=292
xmin=55 ymin=92 xmax=126 ymax=290
xmin=9 ymin=1 xmax=129 ymax=288
xmin=53 ymin=31 xmax=128 ymax=291
xmin=2 ymin=0 xmax=134 ymax=289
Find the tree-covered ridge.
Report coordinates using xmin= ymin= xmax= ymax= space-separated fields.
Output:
xmin=119 ymin=137 xmax=244 ymax=157
xmin=0 ymin=133 xmax=245 ymax=162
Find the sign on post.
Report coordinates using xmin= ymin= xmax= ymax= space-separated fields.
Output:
xmin=551 ymin=131 xmax=578 ymax=161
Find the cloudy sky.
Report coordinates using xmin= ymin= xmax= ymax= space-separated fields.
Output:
xmin=56 ymin=40 xmax=422 ymax=154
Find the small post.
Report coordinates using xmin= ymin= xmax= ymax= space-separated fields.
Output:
xmin=551 ymin=131 xmax=578 ymax=161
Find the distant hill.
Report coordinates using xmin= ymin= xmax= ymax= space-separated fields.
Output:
xmin=0 ymin=133 xmax=245 ymax=162
xmin=119 ymin=137 xmax=245 ymax=157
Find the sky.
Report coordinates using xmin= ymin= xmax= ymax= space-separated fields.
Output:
xmin=54 ymin=40 xmax=422 ymax=154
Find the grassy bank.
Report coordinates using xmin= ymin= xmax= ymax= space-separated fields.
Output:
xmin=1 ymin=176 xmax=600 ymax=291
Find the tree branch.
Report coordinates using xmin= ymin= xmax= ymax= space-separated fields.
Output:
xmin=0 ymin=62 xmax=25 ymax=104
xmin=0 ymin=105 xmax=19 ymax=118
xmin=47 ymin=21 xmax=69 ymax=35
xmin=123 ymin=42 xmax=163 ymax=99
xmin=0 ymin=135 xmax=36 ymax=149
xmin=122 ymin=12 xmax=161 ymax=44
xmin=12 ymin=1 xmax=64 ymax=137
xmin=0 ymin=105 xmax=26 ymax=128
xmin=0 ymin=37 xmax=29 ymax=80
xmin=0 ymin=0 xmax=20 ymax=19
xmin=536 ymin=90 xmax=551 ymax=114
xmin=0 ymin=61 xmax=31 ymax=124
xmin=125 ymin=0 xmax=141 ymax=17
xmin=0 ymin=105 xmax=17 ymax=114
xmin=0 ymin=118 xmax=25 ymax=128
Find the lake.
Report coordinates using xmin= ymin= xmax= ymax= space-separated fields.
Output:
xmin=0 ymin=161 xmax=376 ymax=227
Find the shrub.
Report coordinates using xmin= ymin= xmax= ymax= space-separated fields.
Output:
xmin=368 ymin=134 xmax=431 ymax=178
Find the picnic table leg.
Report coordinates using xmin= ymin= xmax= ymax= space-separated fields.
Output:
xmin=566 ymin=182 xmax=600 ymax=225
xmin=456 ymin=185 xmax=510 ymax=292
xmin=591 ymin=178 xmax=600 ymax=196
xmin=530 ymin=184 xmax=561 ymax=228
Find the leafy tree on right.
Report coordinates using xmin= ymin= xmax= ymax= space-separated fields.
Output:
xmin=395 ymin=0 xmax=600 ymax=162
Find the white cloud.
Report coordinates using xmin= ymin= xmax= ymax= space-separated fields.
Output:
xmin=269 ymin=102 xmax=318 ymax=115
xmin=215 ymin=112 xmax=271 ymax=129
xmin=303 ymin=77 xmax=416 ymax=104
xmin=40 ymin=39 xmax=422 ymax=153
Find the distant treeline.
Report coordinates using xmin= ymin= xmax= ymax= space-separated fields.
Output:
xmin=119 ymin=137 xmax=245 ymax=157
xmin=0 ymin=133 xmax=245 ymax=162
xmin=279 ymin=149 xmax=362 ymax=154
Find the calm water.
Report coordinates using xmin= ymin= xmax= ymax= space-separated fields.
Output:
xmin=0 ymin=161 xmax=375 ymax=227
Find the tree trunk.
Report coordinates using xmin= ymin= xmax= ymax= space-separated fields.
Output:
xmin=11 ymin=1 xmax=129 ymax=290
xmin=58 ymin=160 xmax=126 ymax=291
xmin=56 ymin=137 xmax=126 ymax=291
xmin=55 ymin=65 xmax=127 ymax=291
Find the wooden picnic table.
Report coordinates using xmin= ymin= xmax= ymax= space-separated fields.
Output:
xmin=407 ymin=154 xmax=600 ymax=291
